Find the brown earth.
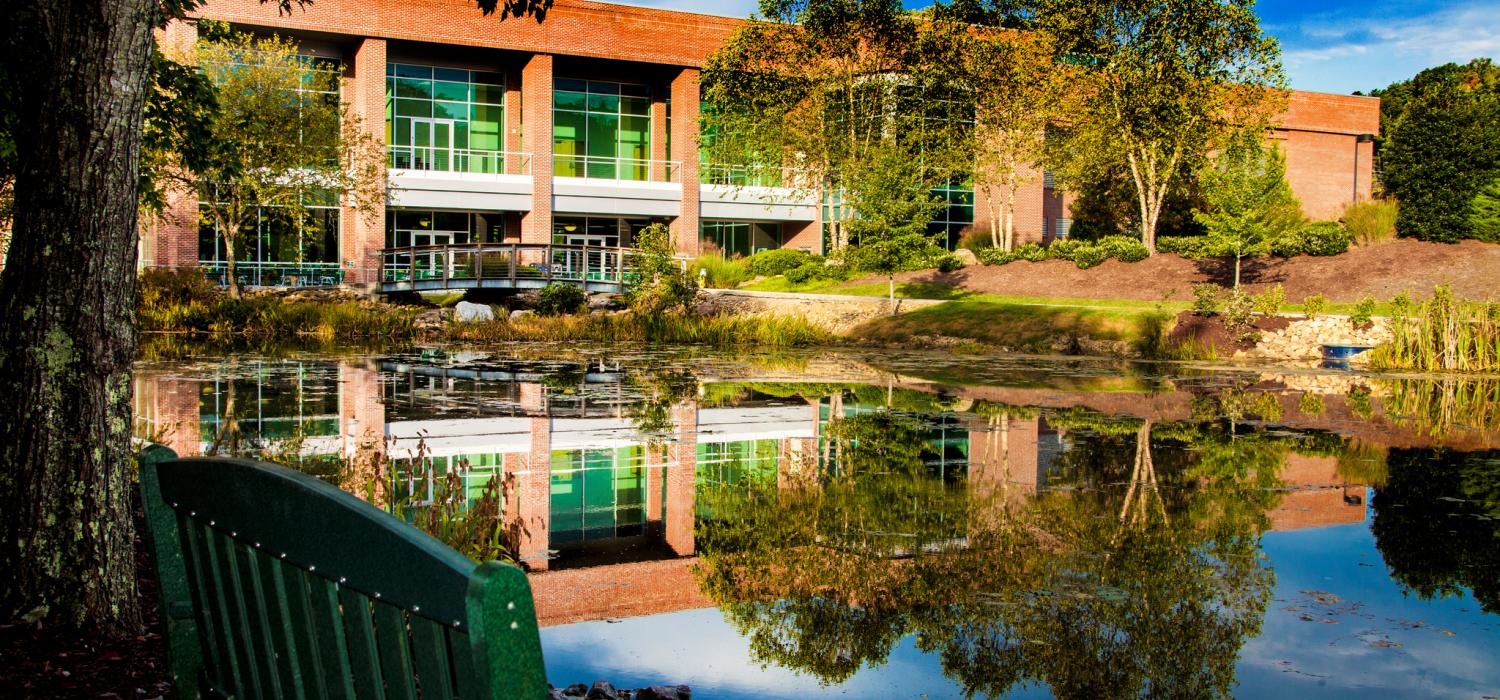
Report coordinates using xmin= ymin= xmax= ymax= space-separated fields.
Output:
xmin=884 ymin=240 xmax=1500 ymax=303
xmin=1167 ymin=311 xmax=1292 ymax=354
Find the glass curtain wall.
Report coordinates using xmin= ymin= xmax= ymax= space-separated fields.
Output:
xmin=929 ymin=181 xmax=976 ymax=250
xmin=197 ymin=198 xmax=341 ymax=271
xmin=387 ymin=63 xmax=506 ymax=174
xmin=549 ymin=446 xmax=648 ymax=544
xmin=552 ymin=216 xmax=650 ymax=248
xmin=385 ymin=210 xmax=505 ymax=248
xmin=699 ymin=221 xmax=782 ymax=258
xmin=553 ymin=79 xmax=651 ymax=181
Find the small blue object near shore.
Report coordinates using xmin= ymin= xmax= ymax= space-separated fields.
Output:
xmin=1321 ymin=344 xmax=1374 ymax=370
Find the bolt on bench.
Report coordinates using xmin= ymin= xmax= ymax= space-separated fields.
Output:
xmin=137 ymin=445 xmax=548 ymax=699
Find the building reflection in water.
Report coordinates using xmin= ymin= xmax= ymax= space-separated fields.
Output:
xmin=133 ymin=355 xmax=1376 ymax=629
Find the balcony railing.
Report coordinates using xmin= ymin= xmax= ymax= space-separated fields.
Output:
xmin=200 ymin=261 xmax=345 ymax=288
xmin=553 ymin=155 xmax=680 ymax=183
xmin=381 ymin=242 xmax=636 ymax=289
xmin=388 ymin=147 xmax=532 ymax=176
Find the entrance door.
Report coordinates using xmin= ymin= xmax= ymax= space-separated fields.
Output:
xmin=411 ymin=118 xmax=455 ymax=171
xmin=412 ymin=232 xmax=454 ymax=248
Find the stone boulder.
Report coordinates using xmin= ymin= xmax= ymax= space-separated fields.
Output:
xmin=454 ymin=301 xmax=495 ymax=323
xmin=635 ymin=686 xmax=692 ymax=700
xmin=510 ymin=309 xmax=535 ymax=321
xmin=952 ymin=248 xmax=979 ymax=267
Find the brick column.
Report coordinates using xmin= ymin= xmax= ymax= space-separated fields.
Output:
xmin=664 ymin=402 xmax=698 ymax=557
xmin=669 ymin=69 xmax=700 ymax=257
xmin=147 ymin=19 xmax=202 ymax=270
xmin=152 ymin=377 xmax=203 ymax=458
xmin=507 ymin=415 xmax=553 ymax=571
xmin=504 ymin=69 xmax=524 ymax=176
xmin=342 ymin=37 xmax=388 ymax=286
xmin=521 ymin=54 xmax=554 ymax=244
xmin=649 ymin=89 xmax=670 ymax=182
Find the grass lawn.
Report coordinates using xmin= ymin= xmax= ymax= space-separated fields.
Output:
xmin=848 ymin=297 xmax=1174 ymax=352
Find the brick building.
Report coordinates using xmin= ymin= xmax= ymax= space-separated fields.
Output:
xmin=143 ymin=0 xmax=1381 ymax=286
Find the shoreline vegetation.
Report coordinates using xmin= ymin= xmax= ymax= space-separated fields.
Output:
xmin=138 ymin=266 xmax=1500 ymax=370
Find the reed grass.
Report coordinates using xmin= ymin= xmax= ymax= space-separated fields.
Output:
xmin=1368 ymin=286 xmax=1500 ymax=372
xmin=1342 ymin=199 xmax=1399 ymax=247
xmin=1378 ymin=374 xmax=1500 ymax=438
xmin=447 ymin=310 xmax=832 ymax=347
xmin=139 ymin=268 xmax=417 ymax=338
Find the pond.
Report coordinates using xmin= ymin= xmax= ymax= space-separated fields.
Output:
xmin=133 ymin=345 xmax=1500 ymax=698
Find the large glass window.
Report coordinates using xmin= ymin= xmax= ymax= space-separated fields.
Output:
xmin=700 ymin=221 xmax=782 ymax=258
xmin=386 ymin=63 xmax=506 ymax=174
xmin=384 ymin=210 xmax=505 ymax=248
xmin=929 ymin=181 xmax=975 ymax=250
xmin=552 ymin=216 xmax=650 ymax=248
xmin=549 ymin=447 xmax=647 ymax=544
xmin=553 ymin=79 xmax=652 ymax=181
xmin=198 ymin=199 xmax=339 ymax=266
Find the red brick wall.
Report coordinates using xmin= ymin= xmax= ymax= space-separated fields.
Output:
xmin=342 ymin=37 xmax=388 ymax=284
xmin=193 ymin=0 xmax=740 ymax=68
xmin=521 ymin=53 xmax=554 ymax=244
xmin=670 ymin=69 xmax=701 ymax=256
xmin=529 ymin=557 xmax=710 ymax=627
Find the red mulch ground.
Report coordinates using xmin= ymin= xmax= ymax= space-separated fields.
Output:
xmin=1167 ymin=311 xmax=1291 ymax=354
xmin=0 ymin=503 xmax=173 ymax=699
xmin=888 ymin=239 xmax=1500 ymax=303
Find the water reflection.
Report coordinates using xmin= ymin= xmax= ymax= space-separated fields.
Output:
xmin=133 ymin=351 xmax=1500 ymax=697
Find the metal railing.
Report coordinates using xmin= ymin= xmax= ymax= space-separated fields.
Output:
xmin=200 ymin=261 xmax=346 ymax=288
xmin=552 ymin=155 xmax=680 ymax=183
xmin=380 ymin=242 xmax=636 ymax=289
xmin=388 ymin=147 xmax=532 ymax=176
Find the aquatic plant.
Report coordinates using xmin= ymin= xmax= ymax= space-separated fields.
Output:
xmin=1369 ymin=285 xmax=1500 ymax=372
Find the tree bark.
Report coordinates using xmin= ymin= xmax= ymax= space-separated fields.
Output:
xmin=0 ymin=0 xmax=156 ymax=633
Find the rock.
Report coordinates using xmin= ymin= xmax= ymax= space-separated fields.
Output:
xmin=635 ymin=686 xmax=691 ymax=700
xmin=585 ymin=681 xmax=620 ymax=700
xmin=560 ymin=684 xmax=589 ymax=698
xmin=510 ymin=309 xmax=535 ymax=321
xmin=952 ymin=248 xmax=978 ymax=266
xmin=588 ymin=293 xmax=626 ymax=310
xmin=455 ymin=301 xmax=495 ymax=322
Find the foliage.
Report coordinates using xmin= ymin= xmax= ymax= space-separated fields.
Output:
xmin=1157 ymin=235 xmax=1215 ymax=258
xmin=1368 ymin=285 xmax=1500 ymax=372
xmin=1192 ymin=283 xmax=1224 ymax=316
xmin=1253 ymin=283 xmax=1286 ymax=316
xmin=747 ymin=248 xmax=821 ymax=277
xmin=1040 ymin=0 xmax=1286 ymax=253
xmin=1377 ymin=59 xmax=1500 ymax=243
xmin=843 ymin=147 xmax=947 ymax=310
xmin=1193 ymin=138 xmax=1304 ymax=287
xmin=1343 ymin=199 xmax=1400 ymax=246
xmin=957 ymin=227 xmax=996 ymax=253
xmin=534 ymin=283 xmax=587 ymax=316
xmin=627 ymin=223 xmax=697 ymax=313
xmin=1221 ymin=289 xmax=1256 ymax=333
xmin=691 ymin=254 xmax=752 ymax=289
xmin=1470 ymin=177 xmax=1500 ymax=243
xmin=1270 ymin=221 xmax=1350 ymax=257
xmin=1350 ymin=296 xmax=1377 ymax=327
xmin=1299 ymin=392 xmax=1325 ymax=416
xmin=1301 ymin=293 xmax=1328 ymax=319
xmin=447 ymin=309 xmax=832 ymax=347
xmin=934 ymin=253 xmax=964 ymax=273
xmin=701 ymin=0 xmax=968 ymax=252
xmin=136 ymin=273 xmax=418 ymax=339
xmin=186 ymin=29 xmax=386 ymax=297
xmin=976 ymin=236 xmax=1149 ymax=269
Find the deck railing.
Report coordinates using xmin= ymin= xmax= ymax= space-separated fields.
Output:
xmin=200 ymin=261 xmax=345 ymax=288
xmin=388 ymin=147 xmax=532 ymax=176
xmin=380 ymin=242 xmax=637 ymax=290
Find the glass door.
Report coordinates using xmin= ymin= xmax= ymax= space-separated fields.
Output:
xmin=411 ymin=118 xmax=455 ymax=172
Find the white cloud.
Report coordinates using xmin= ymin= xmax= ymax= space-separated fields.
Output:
xmin=1279 ymin=1 xmax=1500 ymax=92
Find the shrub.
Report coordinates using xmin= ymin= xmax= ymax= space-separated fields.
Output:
xmin=1253 ymin=283 xmax=1286 ymax=316
xmin=1299 ymin=393 xmax=1325 ymax=416
xmin=1302 ymin=293 xmax=1328 ymax=319
xmin=1270 ymin=221 xmax=1349 ymax=257
xmin=784 ymin=261 xmax=824 ymax=284
xmin=1048 ymin=239 xmax=1085 ymax=261
xmin=935 ymin=253 xmax=964 ymax=273
xmin=1350 ymin=295 xmax=1378 ymax=327
xmin=1158 ymin=236 xmax=1215 ymax=258
xmin=1344 ymin=199 xmax=1400 ymax=246
xmin=1222 ymin=289 xmax=1256 ymax=331
xmin=1096 ymin=235 xmax=1151 ymax=263
xmin=957 ymin=228 xmax=996 ymax=252
xmin=535 ymin=283 xmax=587 ymax=316
xmin=747 ymin=249 xmax=818 ymax=277
xmin=1071 ymin=246 xmax=1108 ymax=269
xmin=1191 ymin=284 xmax=1223 ymax=316
xmin=692 ymin=254 xmax=751 ymax=289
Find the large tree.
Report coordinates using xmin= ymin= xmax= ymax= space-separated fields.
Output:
xmin=1039 ymin=0 xmax=1285 ymax=254
xmin=1377 ymin=59 xmax=1500 ymax=243
xmin=0 ymin=0 xmax=548 ymax=636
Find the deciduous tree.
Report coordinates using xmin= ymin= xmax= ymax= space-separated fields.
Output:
xmin=1193 ymin=138 xmax=1302 ymax=288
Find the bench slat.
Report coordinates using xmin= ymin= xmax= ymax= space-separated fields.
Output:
xmin=228 ymin=533 xmax=287 ymax=698
xmin=339 ymin=588 xmax=387 ymax=700
xmin=446 ymin=627 xmax=478 ymax=698
xmin=305 ymin=574 xmax=358 ymax=700
xmin=245 ymin=548 xmax=301 ymax=699
xmin=260 ymin=556 xmax=313 ymax=700
xmin=204 ymin=526 xmax=263 ymax=698
xmin=178 ymin=514 xmax=229 ymax=694
xmin=411 ymin=616 xmax=456 ymax=699
xmin=276 ymin=563 xmax=329 ymax=700
xmin=373 ymin=602 xmax=418 ymax=700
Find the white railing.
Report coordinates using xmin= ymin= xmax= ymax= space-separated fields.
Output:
xmin=388 ymin=147 xmax=532 ymax=176
xmin=553 ymin=155 xmax=680 ymax=183
xmin=199 ymin=261 xmax=345 ymax=288
xmin=380 ymin=242 xmax=636 ymax=289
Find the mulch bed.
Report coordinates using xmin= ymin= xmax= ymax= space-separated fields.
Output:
xmin=0 ymin=502 xmax=173 ymax=699
xmin=1167 ymin=311 xmax=1291 ymax=354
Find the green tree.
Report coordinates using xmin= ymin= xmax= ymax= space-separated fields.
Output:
xmin=185 ymin=29 xmax=385 ymax=297
xmin=1468 ymin=176 xmax=1500 ymax=243
xmin=701 ymin=0 xmax=966 ymax=253
xmin=627 ymin=222 xmax=697 ymax=313
xmin=1193 ymin=138 xmax=1303 ymax=288
xmin=0 ymin=0 xmax=547 ymax=637
xmin=842 ymin=148 xmax=945 ymax=313
xmin=1378 ymin=59 xmax=1500 ymax=243
xmin=1040 ymin=0 xmax=1286 ymax=254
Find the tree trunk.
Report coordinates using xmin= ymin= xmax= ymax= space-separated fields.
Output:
xmin=224 ymin=229 xmax=242 ymax=298
xmin=888 ymin=274 xmax=896 ymax=316
xmin=0 ymin=0 xmax=156 ymax=634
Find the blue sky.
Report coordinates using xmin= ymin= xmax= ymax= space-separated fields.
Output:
xmin=608 ymin=0 xmax=1500 ymax=94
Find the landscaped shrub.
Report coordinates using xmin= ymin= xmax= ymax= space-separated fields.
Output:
xmin=1093 ymin=235 xmax=1151 ymax=263
xmin=1253 ymin=284 xmax=1286 ymax=315
xmin=977 ymin=236 xmax=1148 ymax=269
xmin=747 ymin=249 xmax=820 ymax=277
xmin=1350 ymin=296 xmax=1378 ymax=327
xmin=1158 ymin=235 xmax=1216 ymax=258
xmin=1222 ymin=289 xmax=1257 ymax=335
xmin=692 ymin=254 xmax=751 ymax=289
xmin=1302 ymin=293 xmax=1328 ymax=319
xmin=1273 ymin=221 xmax=1350 ymax=257
xmin=958 ymin=228 xmax=996 ymax=252
xmin=1344 ymin=199 xmax=1400 ymax=246
xmin=784 ymin=261 xmax=825 ymax=284
xmin=535 ymin=283 xmax=587 ymax=316
xmin=935 ymin=253 xmax=964 ymax=273
xmin=1191 ymin=283 xmax=1223 ymax=316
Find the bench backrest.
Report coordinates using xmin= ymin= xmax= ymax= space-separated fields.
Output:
xmin=137 ymin=446 xmax=548 ymax=699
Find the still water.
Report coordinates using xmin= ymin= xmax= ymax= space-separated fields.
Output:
xmin=133 ymin=346 xmax=1500 ymax=698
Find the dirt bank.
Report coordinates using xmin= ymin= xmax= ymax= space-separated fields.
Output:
xmin=877 ymin=240 xmax=1500 ymax=303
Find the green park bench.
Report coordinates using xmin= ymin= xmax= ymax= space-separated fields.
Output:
xmin=137 ymin=445 xmax=548 ymax=699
